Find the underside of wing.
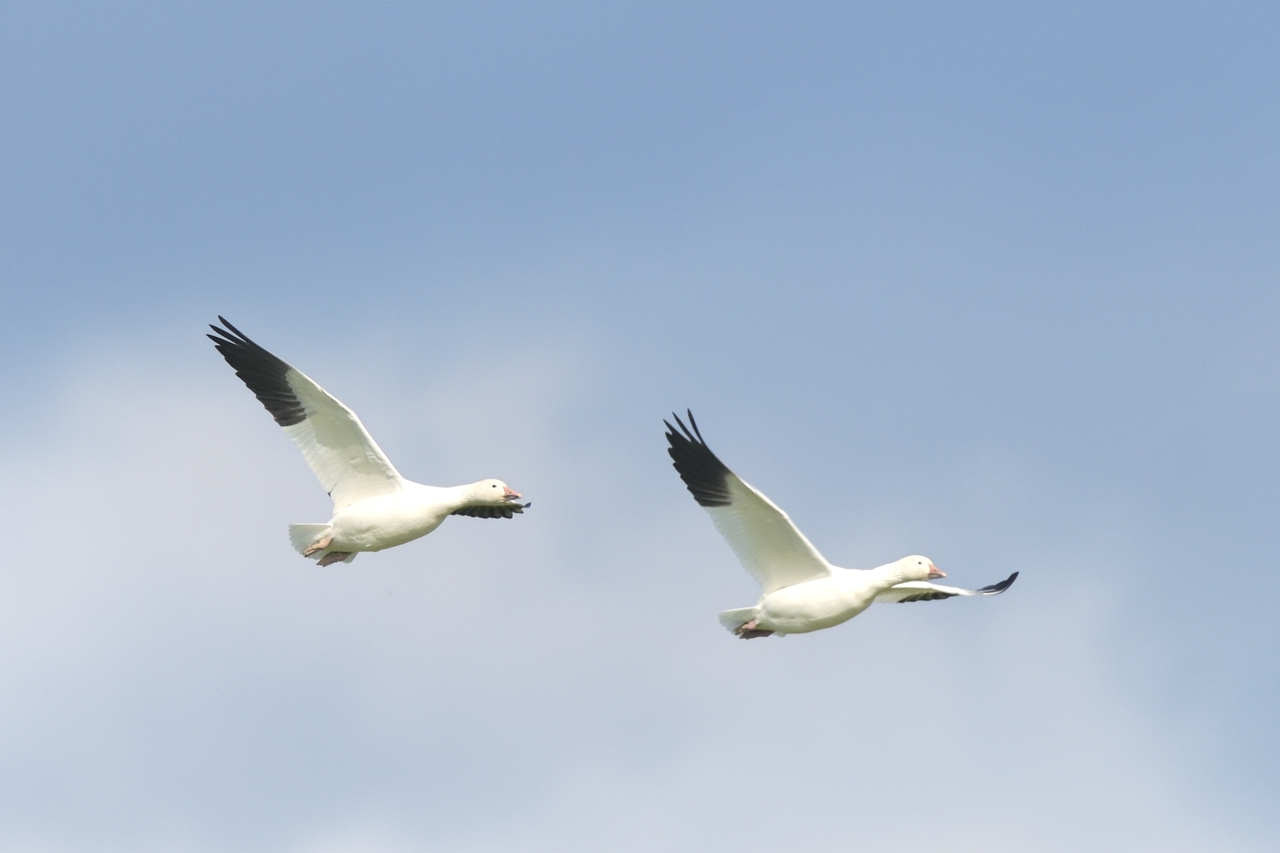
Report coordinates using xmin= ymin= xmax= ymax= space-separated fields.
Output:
xmin=665 ymin=411 xmax=832 ymax=595
xmin=209 ymin=317 xmax=406 ymax=511
xmin=874 ymin=571 xmax=1019 ymax=604
xmin=451 ymin=503 xmax=529 ymax=519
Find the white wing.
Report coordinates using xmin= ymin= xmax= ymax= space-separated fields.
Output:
xmin=874 ymin=572 xmax=1019 ymax=604
xmin=210 ymin=317 xmax=407 ymax=511
xmin=665 ymin=412 xmax=832 ymax=595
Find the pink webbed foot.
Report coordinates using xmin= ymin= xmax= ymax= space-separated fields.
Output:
xmin=734 ymin=619 xmax=774 ymax=640
xmin=303 ymin=535 xmax=333 ymax=557
xmin=316 ymin=551 xmax=353 ymax=567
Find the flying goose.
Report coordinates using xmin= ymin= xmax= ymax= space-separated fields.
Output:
xmin=209 ymin=317 xmax=529 ymax=566
xmin=664 ymin=412 xmax=1015 ymax=638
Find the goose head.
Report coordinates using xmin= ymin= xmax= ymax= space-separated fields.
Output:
xmin=473 ymin=478 xmax=524 ymax=505
xmin=897 ymin=555 xmax=945 ymax=581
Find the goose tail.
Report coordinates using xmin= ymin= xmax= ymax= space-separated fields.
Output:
xmin=717 ymin=606 xmax=759 ymax=634
xmin=288 ymin=523 xmax=333 ymax=556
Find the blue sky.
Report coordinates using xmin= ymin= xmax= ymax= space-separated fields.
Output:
xmin=2 ymin=2 xmax=1278 ymax=851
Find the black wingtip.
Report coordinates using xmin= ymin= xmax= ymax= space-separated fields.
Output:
xmin=664 ymin=409 xmax=733 ymax=507
xmin=208 ymin=316 xmax=250 ymax=344
xmin=980 ymin=571 xmax=1019 ymax=595
xmin=450 ymin=502 xmax=529 ymax=519
xmin=894 ymin=591 xmax=956 ymax=603
xmin=684 ymin=408 xmax=706 ymax=443
xmin=208 ymin=317 xmax=307 ymax=427
xmin=663 ymin=410 xmax=704 ymax=447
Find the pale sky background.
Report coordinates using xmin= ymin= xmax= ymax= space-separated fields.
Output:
xmin=2 ymin=2 xmax=1278 ymax=851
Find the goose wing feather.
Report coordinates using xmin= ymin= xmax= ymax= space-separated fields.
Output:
xmin=209 ymin=317 xmax=406 ymax=511
xmin=874 ymin=571 xmax=1019 ymax=604
xmin=665 ymin=412 xmax=832 ymax=595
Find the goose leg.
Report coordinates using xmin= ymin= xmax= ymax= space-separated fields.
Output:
xmin=303 ymin=535 xmax=333 ymax=557
xmin=734 ymin=619 xmax=774 ymax=639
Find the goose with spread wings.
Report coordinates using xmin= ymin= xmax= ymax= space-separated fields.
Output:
xmin=209 ymin=317 xmax=529 ymax=566
xmin=665 ymin=412 xmax=1015 ymax=638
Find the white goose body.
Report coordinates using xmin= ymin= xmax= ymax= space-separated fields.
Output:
xmin=210 ymin=317 xmax=529 ymax=566
xmin=665 ymin=412 xmax=1016 ymax=638
xmin=324 ymin=484 xmax=468 ymax=552
xmin=750 ymin=564 xmax=905 ymax=635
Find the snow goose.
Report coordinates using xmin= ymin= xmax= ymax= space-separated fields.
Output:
xmin=664 ymin=412 xmax=1015 ymax=638
xmin=209 ymin=317 xmax=529 ymax=566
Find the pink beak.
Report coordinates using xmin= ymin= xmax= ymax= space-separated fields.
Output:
xmin=927 ymin=563 xmax=946 ymax=579
xmin=503 ymin=486 xmax=522 ymax=499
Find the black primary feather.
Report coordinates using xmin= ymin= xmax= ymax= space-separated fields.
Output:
xmin=664 ymin=410 xmax=733 ymax=507
xmin=892 ymin=571 xmax=1020 ymax=603
xmin=208 ymin=316 xmax=306 ymax=427
xmin=979 ymin=572 xmax=1019 ymax=594
xmin=451 ymin=502 xmax=530 ymax=519
xmin=892 ymin=591 xmax=957 ymax=603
